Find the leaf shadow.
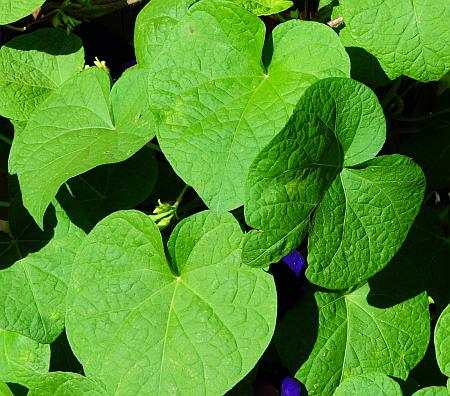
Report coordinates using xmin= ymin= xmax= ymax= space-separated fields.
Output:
xmin=366 ymin=251 xmax=427 ymax=309
xmin=5 ymin=28 xmax=83 ymax=56
xmin=0 ymin=176 xmax=56 ymax=269
xmin=274 ymin=285 xmax=320 ymax=377
xmin=345 ymin=47 xmax=391 ymax=87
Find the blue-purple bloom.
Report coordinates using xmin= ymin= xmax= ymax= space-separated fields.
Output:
xmin=281 ymin=250 xmax=306 ymax=277
xmin=281 ymin=377 xmax=302 ymax=396
xmin=122 ymin=58 xmax=137 ymax=71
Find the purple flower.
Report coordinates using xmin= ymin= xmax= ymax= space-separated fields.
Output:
xmin=281 ymin=377 xmax=302 ymax=396
xmin=122 ymin=58 xmax=137 ymax=71
xmin=281 ymin=250 xmax=306 ymax=277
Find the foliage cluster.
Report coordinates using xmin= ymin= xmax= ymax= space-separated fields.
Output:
xmin=0 ymin=0 xmax=449 ymax=395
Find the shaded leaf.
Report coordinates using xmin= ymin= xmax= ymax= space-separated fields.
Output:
xmin=276 ymin=257 xmax=429 ymax=395
xmin=341 ymin=0 xmax=450 ymax=81
xmin=9 ymin=67 xmax=155 ymax=227
xmin=0 ymin=28 xmax=84 ymax=121
xmin=243 ymin=77 xmax=424 ymax=288
xmin=0 ymin=204 xmax=84 ymax=343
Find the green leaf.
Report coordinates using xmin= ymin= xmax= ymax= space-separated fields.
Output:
xmin=66 ymin=210 xmax=277 ymax=395
xmin=276 ymin=258 xmax=430 ymax=395
xmin=0 ymin=382 xmax=13 ymax=396
xmin=28 ymin=372 xmax=107 ymax=396
xmin=0 ymin=1 xmax=45 ymax=24
xmin=435 ymin=304 xmax=450 ymax=377
xmin=57 ymin=147 xmax=158 ymax=231
xmin=0 ymin=204 xmax=85 ymax=343
xmin=412 ymin=387 xmax=450 ymax=396
xmin=244 ymin=77 xmax=424 ymax=287
xmin=9 ymin=67 xmax=156 ymax=228
xmin=333 ymin=373 xmax=402 ymax=396
xmin=340 ymin=0 xmax=450 ymax=82
xmin=307 ymin=155 xmax=425 ymax=288
xmin=134 ymin=0 xmax=350 ymax=212
xmin=229 ymin=0 xmax=293 ymax=15
xmin=0 ymin=28 xmax=84 ymax=121
xmin=0 ymin=329 xmax=50 ymax=388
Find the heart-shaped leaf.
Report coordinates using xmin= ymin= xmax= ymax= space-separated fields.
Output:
xmin=0 ymin=1 xmax=45 ymax=24
xmin=0 ymin=329 xmax=50 ymax=388
xmin=0 ymin=204 xmax=84 ymax=343
xmin=9 ymin=67 xmax=156 ymax=228
xmin=229 ymin=0 xmax=293 ymax=15
xmin=340 ymin=0 xmax=450 ymax=81
xmin=0 ymin=28 xmax=84 ymax=121
xmin=0 ymin=382 xmax=12 ymax=396
xmin=435 ymin=304 xmax=450 ymax=377
xmin=28 ymin=372 xmax=107 ymax=396
xmin=412 ymin=387 xmax=450 ymax=396
xmin=132 ymin=0 xmax=349 ymax=212
xmin=66 ymin=210 xmax=277 ymax=395
xmin=243 ymin=77 xmax=425 ymax=289
xmin=333 ymin=373 xmax=402 ymax=396
xmin=276 ymin=258 xmax=429 ymax=395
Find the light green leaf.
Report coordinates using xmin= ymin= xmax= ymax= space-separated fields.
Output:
xmin=243 ymin=77 xmax=423 ymax=289
xmin=229 ymin=0 xmax=293 ymax=15
xmin=0 ymin=28 xmax=84 ymax=121
xmin=0 ymin=204 xmax=85 ymax=343
xmin=340 ymin=0 xmax=450 ymax=82
xmin=28 ymin=372 xmax=107 ymax=396
xmin=0 ymin=329 xmax=50 ymax=388
xmin=0 ymin=382 xmax=13 ymax=396
xmin=9 ymin=67 xmax=155 ymax=228
xmin=0 ymin=0 xmax=44 ymax=24
xmin=276 ymin=259 xmax=430 ymax=395
xmin=412 ymin=387 xmax=450 ymax=396
xmin=66 ymin=210 xmax=277 ymax=395
xmin=134 ymin=0 xmax=350 ymax=212
xmin=333 ymin=373 xmax=402 ymax=396
xmin=435 ymin=304 xmax=450 ymax=377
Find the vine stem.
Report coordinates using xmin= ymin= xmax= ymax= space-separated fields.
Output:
xmin=380 ymin=77 xmax=402 ymax=109
xmin=0 ymin=201 xmax=10 ymax=208
xmin=392 ymin=108 xmax=450 ymax=122
xmin=0 ymin=134 xmax=12 ymax=145
xmin=145 ymin=142 xmax=162 ymax=153
xmin=3 ymin=25 xmax=26 ymax=32
xmin=174 ymin=185 xmax=190 ymax=208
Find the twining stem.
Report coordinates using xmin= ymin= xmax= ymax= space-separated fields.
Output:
xmin=174 ymin=185 xmax=190 ymax=208
xmin=380 ymin=77 xmax=402 ymax=109
xmin=327 ymin=16 xmax=343 ymax=27
xmin=303 ymin=0 xmax=310 ymax=20
xmin=392 ymin=108 xmax=450 ymax=122
xmin=3 ymin=24 xmax=26 ymax=32
xmin=0 ymin=201 xmax=10 ymax=208
xmin=0 ymin=134 xmax=12 ymax=145
xmin=145 ymin=142 xmax=162 ymax=153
